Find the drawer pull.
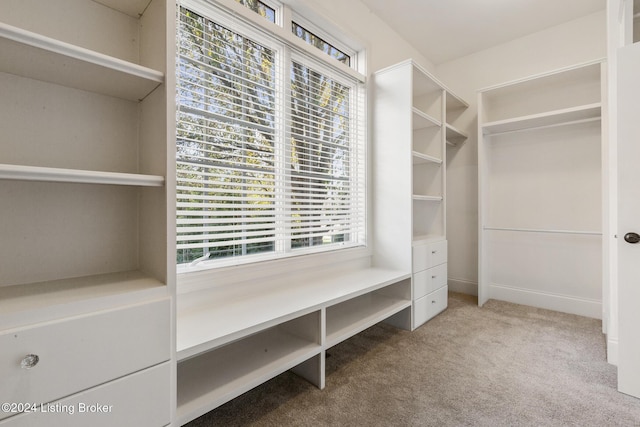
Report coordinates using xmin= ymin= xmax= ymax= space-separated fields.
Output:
xmin=20 ymin=354 xmax=39 ymax=369
xmin=432 ymin=251 xmax=437 ymax=254
xmin=432 ymin=275 xmax=437 ymax=279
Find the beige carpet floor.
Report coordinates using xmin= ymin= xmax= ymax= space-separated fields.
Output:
xmin=185 ymin=293 xmax=640 ymax=426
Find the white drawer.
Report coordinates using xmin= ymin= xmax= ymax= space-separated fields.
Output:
xmin=413 ymin=263 xmax=447 ymax=300
xmin=413 ymin=286 xmax=448 ymax=328
xmin=412 ymin=240 xmax=447 ymax=273
xmin=0 ymin=298 xmax=170 ymax=419
xmin=430 ymin=240 xmax=447 ymax=267
xmin=0 ymin=362 xmax=171 ymax=427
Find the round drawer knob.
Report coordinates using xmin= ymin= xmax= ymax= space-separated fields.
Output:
xmin=20 ymin=354 xmax=39 ymax=369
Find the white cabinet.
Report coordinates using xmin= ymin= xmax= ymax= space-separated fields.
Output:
xmin=0 ymin=363 xmax=171 ymax=427
xmin=372 ymin=60 xmax=468 ymax=329
xmin=414 ymin=263 xmax=447 ymax=299
xmin=413 ymin=241 xmax=448 ymax=325
xmin=0 ymin=1 xmax=175 ymax=425
xmin=477 ymin=60 xmax=604 ymax=318
xmin=0 ymin=299 xmax=170 ymax=420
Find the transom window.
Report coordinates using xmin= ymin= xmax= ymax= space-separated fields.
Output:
xmin=233 ymin=0 xmax=275 ymax=22
xmin=176 ymin=0 xmax=365 ymax=270
xmin=292 ymin=22 xmax=351 ymax=66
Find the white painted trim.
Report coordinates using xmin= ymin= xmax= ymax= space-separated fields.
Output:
xmin=489 ymin=283 xmax=602 ymax=319
xmin=189 ymin=0 xmax=366 ymax=82
xmin=448 ymin=278 xmax=478 ymax=296
xmin=607 ymin=336 xmax=619 ymax=366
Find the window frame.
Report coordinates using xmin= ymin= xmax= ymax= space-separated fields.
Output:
xmin=176 ymin=0 xmax=368 ymax=286
xmin=290 ymin=12 xmax=357 ymax=67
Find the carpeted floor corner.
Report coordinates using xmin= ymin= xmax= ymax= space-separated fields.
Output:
xmin=185 ymin=293 xmax=640 ymax=426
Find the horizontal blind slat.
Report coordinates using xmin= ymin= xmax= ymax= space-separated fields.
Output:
xmin=177 ymin=5 xmax=364 ymax=266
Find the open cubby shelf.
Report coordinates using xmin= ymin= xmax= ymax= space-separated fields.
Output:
xmin=177 ymin=322 xmax=322 ymax=425
xmin=176 ymin=268 xmax=411 ymax=425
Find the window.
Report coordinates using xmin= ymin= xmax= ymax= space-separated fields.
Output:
xmin=234 ymin=0 xmax=275 ymax=23
xmin=292 ymin=22 xmax=350 ymax=66
xmin=176 ymin=1 xmax=365 ymax=270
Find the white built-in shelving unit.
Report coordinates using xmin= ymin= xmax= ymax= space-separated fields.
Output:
xmin=176 ymin=269 xmax=411 ymax=425
xmin=0 ymin=1 xmax=175 ymax=425
xmin=372 ymin=59 xmax=468 ymax=329
xmin=477 ymin=60 xmax=605 ymax=318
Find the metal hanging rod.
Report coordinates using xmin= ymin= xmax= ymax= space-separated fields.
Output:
xmin=483 ymin=226 xmax=602 ymax=236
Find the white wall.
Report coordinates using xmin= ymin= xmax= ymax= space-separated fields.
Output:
xmin=434 ymin=10 xmax=607 ymax=296
xmin=283 ymin=0 xmax=435 ymax=73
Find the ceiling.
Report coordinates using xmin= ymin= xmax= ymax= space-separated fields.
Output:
xmin=360 ymin=0 xmax=606 ymax=64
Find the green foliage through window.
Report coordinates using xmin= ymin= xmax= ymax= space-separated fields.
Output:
xmin=234 ymin=0 xmax=275 ymax=22
xmin=176 ymin=5 xmax=363 ymax=267
xmin=292 ymin=22 xmax=350 ymax=66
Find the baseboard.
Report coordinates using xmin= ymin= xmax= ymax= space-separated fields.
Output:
xmin=607 ymin=336 xmax=618 ymax=366
xmin=448 ymin=278 xmax=478 ymax=296
xmin=489 ymin=283 xmax=602 ymax=319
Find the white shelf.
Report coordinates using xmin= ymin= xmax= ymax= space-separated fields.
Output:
xmin=482 ymin=103 xmax=601 ymax=135
xmin=446 ymin=123 xmax=468 ymax=146
xmin=176 ymin=327 xmax=321 ymax=425
xmin=412 ymin=195 xmax=443 ymax=202
xmin=177 ymin=267 xmax=410 ymax=360
xmin=412 ymin=235 xmax=447 ymax=246
xmin=446 ymin=91 xmax=469 ymax=110
xmin=326 ymin=293 xmax=411 ymax=348
xmin=0 ymin=22 xmax=163 ymax=101
xmin=0 ymin=271 xmax=167 ymax=329
xmin=0 ymin=164 xmax=165 ymax=187
xmin=412 ymin=151 xmax=442 ymax=165
xmin=412 ymin=107 xmax=441 ymax=129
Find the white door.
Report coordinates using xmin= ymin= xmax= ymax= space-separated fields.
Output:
xmin=617 ymin=41 xmax=640 ymax=398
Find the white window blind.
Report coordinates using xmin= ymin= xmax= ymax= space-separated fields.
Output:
xmin=288 ymin=58 xmax=364 ymax=251
xmin=177 ymin=4 xmax=365 ymax=269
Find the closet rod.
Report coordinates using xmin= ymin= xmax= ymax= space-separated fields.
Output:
xmin=483 ymin=226 xmax=601 ymax=236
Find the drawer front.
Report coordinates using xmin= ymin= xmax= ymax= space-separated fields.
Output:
xmin=0 ymin=298 xmax=170 ymax=418
xmin=412 ymin=240 xmax=447 ymax=273
xmin=413 ymin=286 xmax=448 ymax=328
xmin=0 ymin=362 xmax=171 ymax=427
xmin=413 ymin=263 xmax=447 ymax=300
xmin=429 ymin=240 xmax=447 ymax=267
xmin=412 ymin=243 xmax=430 ymax=273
